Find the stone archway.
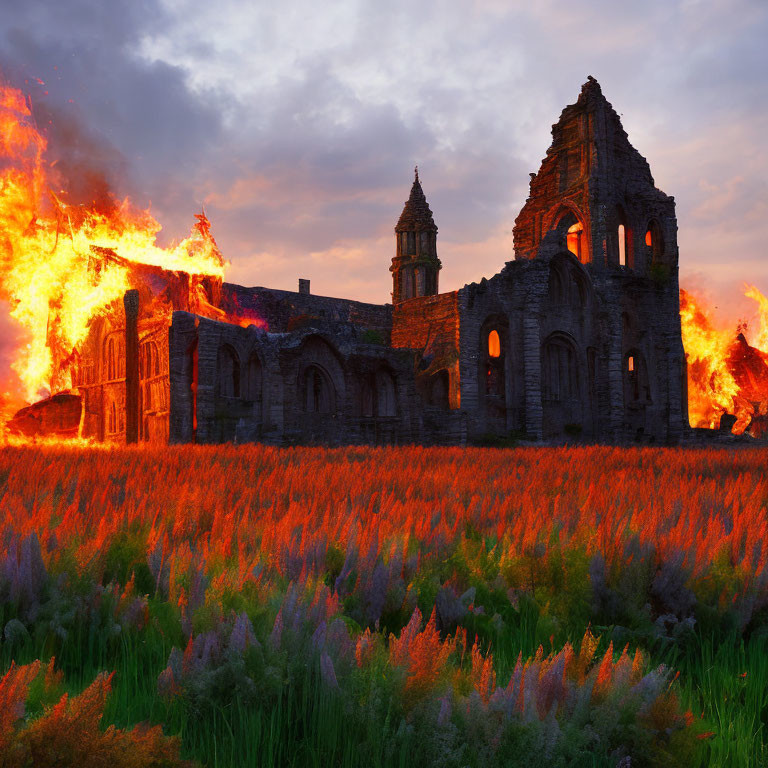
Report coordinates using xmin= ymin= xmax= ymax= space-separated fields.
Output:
xmin=294 ymin=335 xmax=346 ymax=443
xmin=478 ymin=315 xmax=509 ymax=434
xmin=541 ymin=332 xmax=583 ymax=438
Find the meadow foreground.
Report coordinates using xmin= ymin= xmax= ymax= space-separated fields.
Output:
xmin=1 ymin=444 xmax=767 ymax=767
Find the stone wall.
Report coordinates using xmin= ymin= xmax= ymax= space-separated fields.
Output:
xmin=391 ymin=292 xmax=461 ymax=410
xmin=222 ymin=284 xmax=392 ymax=338
xmin=169 ymin=312 xmax=421 ymax=445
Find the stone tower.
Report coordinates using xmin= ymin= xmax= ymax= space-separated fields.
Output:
xmin=391 ymin=168 xmax=441 ymax=303
xmin=510 ymin=76 xmax=687 ymax=442
xmin=513 ymin=76 xmax=678 ymax=276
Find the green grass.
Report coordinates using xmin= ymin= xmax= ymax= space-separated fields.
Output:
xmin=662 ymin=632 xmax=768 ymax=768
xmin=7 ymin=604 xmax=765 ymax=767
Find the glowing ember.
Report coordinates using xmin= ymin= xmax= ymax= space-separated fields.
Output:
xmin=681 ymin=287 xmax=768 ymax=435
xmin=0 ymin=81 xmax=225 ymax=404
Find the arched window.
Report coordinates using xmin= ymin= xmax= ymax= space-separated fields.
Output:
xmin=618 ymin=224 xmax=627 ymax=266
xmin=542 ymin=336 xmax=579 ymax=402
xmin=376 ymin=370 xmax=397 ymax=417
xmin=558 ymin=151 xmax=579 ymax=193
xmin=488 ymin=330 xmax=501 ymax=358
xmin=553 ymin=210 xmax=588 ymax=264
xmin=548 ymin=264 xmax=565 ymax=304
xmin=617 ymin=206 xmax=630 ymax=268
xmin=361 ymin=374 xmax=375 ymax=418
xmin=303 ymin=364 xmax=335 ymax=414
xmin=108 ymin=402 xmax=116 ymax=434
xmin=478 ymin=319 xmax=507 ymax=425
xmin=548 ymin=257 xmax=587 ymax=307
xmin=106 ymin=337 xmax=116 ymax=381
xmin=484 ymin=329 xmax=504 ymax=398
xmin=402 ymin=268 xmax=416 ymax=300
xmin=140 ymin=341 xmax=160 ymax=379
xmin=117 ymin=340 xmax=125 ymax=379
xmin=624 ymin=350 xmax=650 ymax=404
xmin=217 ymin=345 xmax=241 ymax=398
xmin=645 ymin=220 xmax=664 ymax=264
xmin=566 ymin=222 xmax=584 ymax=262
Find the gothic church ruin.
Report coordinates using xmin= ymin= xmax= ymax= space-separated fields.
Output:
xmin=37 ymin=78 xmax=689 ymax=444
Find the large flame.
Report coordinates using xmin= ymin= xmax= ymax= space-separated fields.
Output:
xmin=681 ymin=286 xmax=768 ymax=435
xmin=0 ymin=81 xmax=225 ymax=403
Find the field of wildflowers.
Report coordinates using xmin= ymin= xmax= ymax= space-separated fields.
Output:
xmin=1 ymin=444 xmax=767 ymax=767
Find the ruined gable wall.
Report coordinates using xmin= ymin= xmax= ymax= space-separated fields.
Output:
xmin=513 ymin=80 xmax=677 ymax=275
xmin=513 ymin=103 xmax=593 ymax=263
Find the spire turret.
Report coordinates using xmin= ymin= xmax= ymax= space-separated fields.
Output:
xmin=390 ymin=168 xmax=440 ymax=303
xmin=396 ymin=167 xmax=437 ymax=233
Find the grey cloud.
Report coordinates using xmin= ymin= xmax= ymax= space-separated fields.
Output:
xmin=0 ymin=0 xmax=223 ymax=208
xmin=1 ymin=0 xmax=767 ymax=308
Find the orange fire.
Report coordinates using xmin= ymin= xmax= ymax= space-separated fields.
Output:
xmin=0 ymin=81 xmax=226 ymax=406
xmin=681 ymin=287 xmax=768 ymax=435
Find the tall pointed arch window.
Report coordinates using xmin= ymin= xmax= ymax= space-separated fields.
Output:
xmin=106 ymin=337 xmax=116 ymax=381
xmin=566 ymin=222 xmax=584 ymax=261
xmin=554 ymin=210 xmax=588 ymax=264
xmin=488 ymin=330 xmax=501 ymax=358
xmin=303 ymin=364 xmax=335 ymax=414
xmin=617 ymin=206 xmax=631 ymax=268
xmin=645 ymin=220 xmax=664 ymax=264
xmin=481 ymin=325 xmax=505 ymax=402
xmin=217 ymin=345 xmax=241 ymax=398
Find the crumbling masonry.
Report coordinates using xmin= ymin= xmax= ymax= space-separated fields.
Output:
xmin=66 ymin=78 xmax=689 ymax=445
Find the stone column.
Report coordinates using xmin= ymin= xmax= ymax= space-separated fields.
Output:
xmin=523 ymin=315 xmax=543 ymax=440
xmin=168 ymin=311 xmax=199 ymax=443
xmin=124 ymin=289 xmax=140 ymax=444
xmin=606 ymin=300 xmax=625 ymax=440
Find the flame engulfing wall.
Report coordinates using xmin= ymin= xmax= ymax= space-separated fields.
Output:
xmin=0 ymin=81 xmax=227 ymax=407
xmin=681 ymin=287 xmax=768 ymax=435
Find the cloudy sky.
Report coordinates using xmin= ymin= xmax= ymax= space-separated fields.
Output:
xmin=2 ymin=0 xmax=767 ymax=328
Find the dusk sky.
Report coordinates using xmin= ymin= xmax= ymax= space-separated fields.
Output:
xmin=2 ymin=0 xmax=767 ymax=328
